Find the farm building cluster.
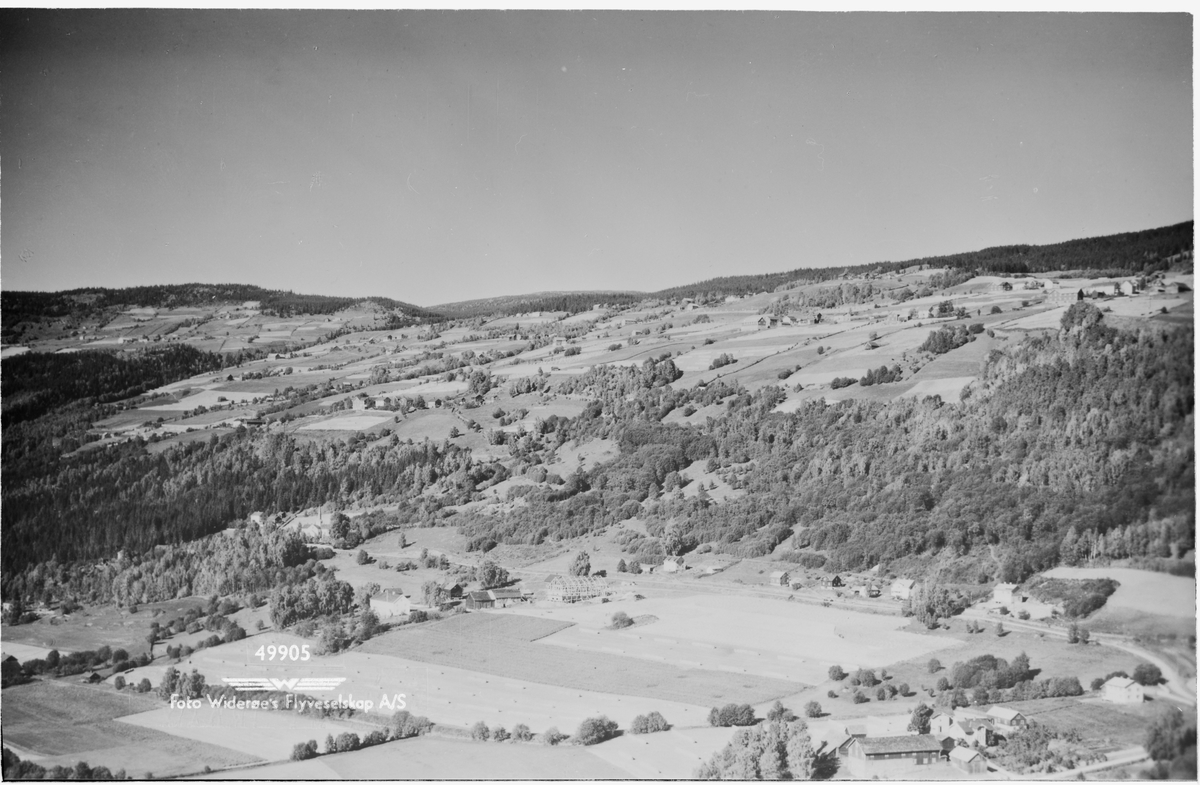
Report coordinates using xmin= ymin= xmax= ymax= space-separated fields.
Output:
xmin=815 ymin=705 xmax=1032 ymax=778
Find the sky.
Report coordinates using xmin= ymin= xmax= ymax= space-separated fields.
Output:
xmin=0 ymin=10 xmax=1192 ymax=306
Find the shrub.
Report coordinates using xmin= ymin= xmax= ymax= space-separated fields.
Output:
xmin=898 ymin=682 xmax=910 ymax=697
xmin=113 ymin=676 xmax=126 ymax=691
xmin=828 ymin=664 xmax=846 ymax=681
xmin=830 ymin=376 xmax=857 ymax=389
xmin=709 ymin=703 xmax=756 ymax=727
xmin=990 ymin=305 xmax=1002 ymax=314
xmin=852 ymin=691 xmax=869 ymax=704
xmin=630 ymin=711 xmax=670 ymax=734
xmin=827 ymin=689 xmax=838 ymax=699
xmin=611 ymin=611 xmax=633 ymax=629
xmin=511 ymin=724 xmax=533 ymax=742
xmin=574 ymin=716 xmax=618 ymax=745
xmin=804 ymin=701 xmax=822 ymax=718
xmin=540 ymin=727 xmax=566 ymax=745
xmin=491 ymin=725 xmax=510 ymax=742
xmin=356 ymin=550 xmax=370 ymax=565
xmin=937 ymin=676 xmax=951 ymax=691
xmin=928 ymin=658 xmax=942 ymax=673
xmin=708 ymin=353 xmax=737 ymax=371
xmin=471 ymin=721 xmax=490 ymax=741
xmin=291 ymin=740 xmax=319 ymax=761
xmin=767 ymin=701 xmax=795 ymax=722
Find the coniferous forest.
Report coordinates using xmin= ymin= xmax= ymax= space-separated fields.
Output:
xmin=1 ymin=301 xmax=1192 ymax=609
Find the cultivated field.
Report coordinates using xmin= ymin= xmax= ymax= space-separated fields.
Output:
xmin=521 ymin=593 xmax=959 ymax=684
xmin=2 ymin=679 xmax=259 ymax=778
xmin=1043 ymin=566 xmax=1196 ymax=619
xmin=357 ymin=612 xmax=803 ymax=708
xmin=1005 ymin=696 xmax=1163 ymax=750
xmin=118 ymin=705 xmax=357 ymax=762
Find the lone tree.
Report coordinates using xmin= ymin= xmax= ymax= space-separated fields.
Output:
xmin=908 ymin=703 xmax=933 ymax=734
xmin=1134 ymin=663 xmax=1164 ymax=686
xmin=804 ymin=701 xmax=823 ymax=718
xmin=828 ymin=664 xmax=846 ymax=681
xmin=927 ymin=658 xmax=942 ymax=673
xmin=570 ymin=551 xmax=591 ymax=577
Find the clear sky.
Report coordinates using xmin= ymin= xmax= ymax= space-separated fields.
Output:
xmin=0 ymin=10 xmax=1192 ymax=306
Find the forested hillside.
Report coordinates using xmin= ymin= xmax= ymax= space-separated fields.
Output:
xmin=1 ymin=297 xmax=1192 ymax=609
xmin=653 ymin=221 xmax=1193 ymax=301
xmin=0 ymin=283 xmax=440 ymax=334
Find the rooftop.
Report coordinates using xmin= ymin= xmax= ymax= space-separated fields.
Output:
xmin=855 ymin=734 xmax=945 ymax=755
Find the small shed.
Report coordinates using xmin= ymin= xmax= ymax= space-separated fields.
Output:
xmin=769 ymin=570 xmax=790 ymax=587
xmin=81 ymin=671 xmax=104 ymax=684
xmin=949 ymin=745 xmax=987 ymax=774
xmin=890 ymin=578 xmax=916 ymax=601
xmin=830 ymin=575 xmax=845 ymax=588
xmin=441 ymin=581 xmax=464 ymax=600
xmin=1102 ymin=676 xmax=1145 ymax=704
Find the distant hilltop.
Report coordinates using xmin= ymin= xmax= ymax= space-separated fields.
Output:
xmin=2 ymin=221 xmax=1191 ymax=327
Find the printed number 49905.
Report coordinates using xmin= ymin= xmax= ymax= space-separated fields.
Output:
xmin=254 ymin=644 xmax=311 ymax=661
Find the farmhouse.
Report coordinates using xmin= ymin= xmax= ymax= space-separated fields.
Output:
xmin=545 ymin=576 xmax=608 ymax=603
xmin=949 ymin=745 xmax=988 ymax=774
xmin=465 ymin=591 xmax=495 ymax=610
xmin=768 ymin=570 xmax=790 ymax=587
xmin=370 ymin=589 xmax=411 ymax=619
xmin=660 ymin=557 xmax=683 ymax=574
xmin=843 ymin=734 xmax=945 ymax=778
xmin=890 ymin=578 xmax=915 ymax=600
xmin=1102 ymin=676 xmax=1145 ymax=704
xmin=931 ymin=709 xmax=994 ymax=747
xmin=992 ymin=582 xmax=1018 ymax=605
xmin=986 ymin=706 xmax=1029 ymax=735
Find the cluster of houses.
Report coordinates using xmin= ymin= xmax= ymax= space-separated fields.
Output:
xmin=822 ymin=705 xmax=1031 ymax=778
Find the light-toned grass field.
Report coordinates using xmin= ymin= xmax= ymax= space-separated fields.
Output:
xmin=357 ymin=612 xmax=801 ymax=709
xmin=117 ymin=704 xmax=356 ymax=762
xmin=1006 ymin=696 xmax=1164 ymax=750
xmin=1 ymin=641 xmax=72 ymax=660
xmin=1 ymin=597 xmax=205 ymax=656
xmin=203 ymin=734 xmax=635 ymax=779
xmin=1043 ymin=567 xmax=1196 ymax=619
xmin=582 ymin=725 xmax=739 ymax=779
xmin=1 ymin=679 xmax=259 ymax=777
xmin=297 ymin=414 xmax=397 ymax=431
xmin=521 ymin=594 xmax=959 ymax=685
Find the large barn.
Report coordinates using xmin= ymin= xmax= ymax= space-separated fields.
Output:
xmin=545 ymin=576 xmax=608 ymax=603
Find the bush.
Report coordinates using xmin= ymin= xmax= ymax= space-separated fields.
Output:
xmin=852 ymin=691 xmax=869 ymax=704
xmin=630 ymin=711 xmax=670 ymax=734
xmin=990 ymin=305 xmax=1002 ymax=314
xmin=804 ymin=701 xmax=822 ymax=718
xmin=928 ymin=658 xmax=942 ymax=673
xmin=492 ymin=725 xmax=510 ymax=742
xmin=541 ymin=727 xmax=566 ymax=745
xmin=611 ymin=611 xmax=633 ymax=629
xmin=709 ymin=703 xmax=757 ymax=727
xmin=828 ymin=664 xmax=846 ymax=681
xmin=830 ymin=376 xmax=857 ymax=389
xmin=767 ymin=701 xmax=795 ymax=722
xmin=291 ymin=740 xmax=319 ymax=761
xmin=708 ymin=353 xmax=737 ymax=371
xmin=574 ymin=716 xmax=618 ymax=745
xmin=113 ymin=675 xmax=126 ymax=691
xmin=471 ymin=721 xmax=490 ymax=741
xmin=511 ymin=724 xmax=533 ymax=742
xmin=827 ymin=689 xmax=838 ymax=699
xmin=391 ymin=710 xmax=433 ymax=739
xmin=356 ymin=550 xmax=370 ymax=565
xmin=853 ymin=668 xmax=879 ymax=688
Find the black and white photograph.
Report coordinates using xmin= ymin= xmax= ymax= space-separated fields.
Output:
xmin=0 ymin=7 xmax=1194 ymax=781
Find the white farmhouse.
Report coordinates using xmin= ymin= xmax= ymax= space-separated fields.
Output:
xmin=1102 ymin=676 xmax=1145 ymax=704
xmin=992 ymin=583 xmax=1018 ymax=605
xmin=370 ymin=589 xmax=411 ymax=619
xmin=890 ymin=578 xmax=915 ymax=601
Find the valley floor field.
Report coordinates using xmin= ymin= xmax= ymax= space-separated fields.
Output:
xmin=357 ymin=612 xmax=803 ymax=708
xmin=1043 ymin=566 xmax=1196 ymax=618
xmin=520 ymin=593 xmax=960 ymax=684
xmin=199 ymin=734 xmax=635 ymax=779
xmin=2 ymin=680 xmax=261 ymax=778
